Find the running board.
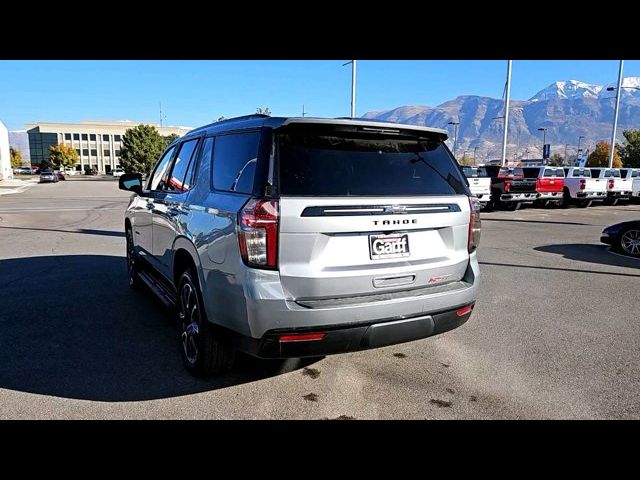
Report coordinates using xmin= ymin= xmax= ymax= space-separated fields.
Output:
xmin=138 ymin=271 xmax=177 ymax=308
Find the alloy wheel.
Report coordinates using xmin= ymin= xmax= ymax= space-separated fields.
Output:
xmin=179 ymin=282 xmax=200 ymax=365
xmin=620 ymin=229 xmax=640 ymax=256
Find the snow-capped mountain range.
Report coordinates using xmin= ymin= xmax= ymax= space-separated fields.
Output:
xmin=364 ymin=78 xmax=640 ymax=161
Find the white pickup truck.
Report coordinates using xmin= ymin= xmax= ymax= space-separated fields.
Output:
xmin=462 ymin=166 xmax=492 ymax=209
xmin=591 ymin=168 xmax=632 ymax=205
xmin=621 ymin=168 xmax=640 ymax=202
xmin=562 ymin=167 xmax=607 ymax=207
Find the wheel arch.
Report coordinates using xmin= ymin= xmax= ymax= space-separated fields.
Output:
xmin=172 ymin=236 xmax=205 ymax=290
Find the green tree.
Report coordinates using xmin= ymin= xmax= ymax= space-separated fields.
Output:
xmin=587 ymin=140 xmax=622 ymax=168
xmin=548 ymin=153 xmax=564 ymax=166
xmin=119 ymin=125 xmax=167 ymax=174
xmin=458 ymin=154 xmax=474 ymax=166
xmin=48 ymin=144 xmax=79 ymax=169
xmin=620 ymin=129 xmax=640 ymax=167
xmin=10 ymin=147 xmax=23 ymax=169
xmin=256 ymin=107 xmax=271 ymax=116
xmin=163 ymin=133 xmax=180 ymax=148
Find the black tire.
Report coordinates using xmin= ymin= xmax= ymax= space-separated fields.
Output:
xmin=177 ymin=269 xmax=234 ymax=376
xmin=125 ymin=227 xmax=142 ymax=290
xmin=577 ymin=200 xmax=592 ymax=208
xmin=560 ymin=189 xmax=571 ymax=209
xmin=617 ymin=228 xmax=640 ymax=257
xmin=603 ymin=197 xmax=618 ymax=206
xmin=503 ymin=202 xmax=521 ymax=211
xmin=532 ymin=199 xmax=548 ymax=208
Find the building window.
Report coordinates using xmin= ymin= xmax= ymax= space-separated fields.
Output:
xmin=114 ymin=135 xmax=121 ymax=142
xmin=75 ymin=149 xmax=80 ymax=156
xmin=73 ymin=134 xmax=80 ymax=141
xmin=90 ymin=134 xmax=96 ymax=141
xmin=103 ymin=134 xmax=110 ymax=141
xmin=115 ymin=150 xmax=121 ymax=157
xmin=82 ymin=149 xmax=89 ymax=156
xmin=81 ymin=134 xmax=88 ymax=141
xmin=91 ymin=149 xmax=97 ymax=156
xmin=64 ymin=133 xmax=71 ymax=140
xmin=104 ymin=150 xmax=111 ymax=156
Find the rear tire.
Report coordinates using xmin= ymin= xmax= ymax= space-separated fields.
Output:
xmin=577 ymin=200 xmax=592 ymax=208
xmin=561 ymin=189 xmax=571 ymax=209
xmin=177 ymin=269 xmax=235 ymax=377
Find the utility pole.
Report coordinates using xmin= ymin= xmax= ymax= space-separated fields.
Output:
xmin=343 ymin=60 xmax=357 ymax=118
xmin=159 ymin=101 xmax=163 ymax=127
xmin=501 ymin=60 xmax=512 ymax=166
xmin=448 ymin=121 xmax=460 ymax=158
xmin=564 ymin=143 xmax=569 ymax=165
xmin=609 ymin=60 xmax=624 ymax=168
xmin=576 ymin=135 xmax=585 ymax=163
xmin=473 ymin=146 xmax=478 ymax=164
xmin=302 ymin=104 xmax=308 ymax=117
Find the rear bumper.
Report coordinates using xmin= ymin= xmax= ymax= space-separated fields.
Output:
xmin=576 ymin=191 xmax=606 ymax=199
xmin=500 ymin=192 xmax=538 ymax=202
xmin=536 ymin=191 xmax=562 ymax=200
xmin=220 ymin=253 xmax=480 ymax=354
xmin=257 ymin=303 xmax=474 ymax=358
xmin=607 ymin=191 xmax=632 ymax=198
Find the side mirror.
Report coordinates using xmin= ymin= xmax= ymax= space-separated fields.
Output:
xmin=119 ymin=173 xmax=143 ymax=194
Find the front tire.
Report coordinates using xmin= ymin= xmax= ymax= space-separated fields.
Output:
xmin=177 ymin=269 xmax=234 ymax=376
xmin=126 ymin=227 xmax=142 ymax=290
xmin=618 ymin=228 xmax=640 ymax=257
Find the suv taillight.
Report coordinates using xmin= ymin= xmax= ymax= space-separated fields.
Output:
xmin=238 ymin=198 xmax=279 ymax=269
xmin=504 ymin=180 xmax=511 ymax=192
xmin=608 ymin=178 xmax=615 ymax=189
xmin=580 ymin=179 xmax=586 ymax=190
xmin=468 ymin=197 xmax=481 ymax=253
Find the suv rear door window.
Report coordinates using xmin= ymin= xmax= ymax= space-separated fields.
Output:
xmin=277 ymin=129 xmax=466 ymax=196
xmin=212 ymin=132 xmax=260 ymax=194
xmin=544 ymin=168 xmax=564 ymax=177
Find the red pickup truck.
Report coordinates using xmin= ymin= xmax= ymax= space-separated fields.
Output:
xmin=523 ymin=166 xmax=565 ymax=207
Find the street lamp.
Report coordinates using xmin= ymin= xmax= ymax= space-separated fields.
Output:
xmin=538 ymin=127 xmax=548 ymax=162
xmin=448 ymin=121 xmax=460 ymax=158
xmin=577 ymin=135 xmax=585 ymax=163
xmin=473 ymin=146 xmax=478 ymax=164
xmin=342 ymin=60 xmax=357 ymax=118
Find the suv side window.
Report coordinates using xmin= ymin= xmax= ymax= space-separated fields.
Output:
xmin=165 ymin=139 xmax=199 ymax=193
xmin=148 ymin=145 xmax=177 ymax=191
xmin=212 ymin=131 xmax=260 ymax=194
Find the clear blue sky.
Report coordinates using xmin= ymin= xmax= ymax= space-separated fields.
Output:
xmin=2 ymin=60 xmax=640 ymax=131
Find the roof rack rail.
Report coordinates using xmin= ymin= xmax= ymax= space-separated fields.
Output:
xmin=188 ymin=114 xmax=271 ymax=134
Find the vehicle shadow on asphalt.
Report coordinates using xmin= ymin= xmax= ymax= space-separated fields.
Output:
xmin=534 ymin=244 xmax=640 ymax=271
xmin=482 ymin=218 xmax=592 ymax=226
xmin=0 ymin=255 xmax=319 ymax=402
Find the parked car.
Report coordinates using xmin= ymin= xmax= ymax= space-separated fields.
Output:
xmin=562 ymin=167 xmax=607 ymax=207
xmin=620 ymin=168 xmax=640 ymax=203
xmin=601 ymin=220 xmax=640 ymax=257
xmin=119 ymin=115 xmax=480 ymax=376
xmin=590 ymin=168 xmax=632 ymax=205
xmin=39 ymin=169 xmax=59 ymax=183
xmin=54 ymin=170 xmax=66 ymax=181
xmin=485 ymin=166 xmax=538 ymax=211
xmin=63 ymin=167 xmax=77 ymax=176
xmin=111 ymin=168 xmax=125 ymax=177
xmin=524 ymin=166 xmax=565 ymax=207
xmin=462 ymin=166 xmax=491 ymax=209
xmin=14 ymin=166 xmax=34 ymax=175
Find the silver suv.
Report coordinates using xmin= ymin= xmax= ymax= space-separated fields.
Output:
xmin=119 ymin=115 xmax=481 ymax=376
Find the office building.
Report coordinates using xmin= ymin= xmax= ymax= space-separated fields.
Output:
xmin=26 ymin=120 xmax=192 ymax=173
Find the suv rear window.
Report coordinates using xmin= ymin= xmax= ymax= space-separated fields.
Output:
xmin=571 ymin=169 xmax=591 ymax=177
xmin=462 ymin=166 xmax=488 ymax=178
xmin=276 ymin=129 xmax=467 ymax=196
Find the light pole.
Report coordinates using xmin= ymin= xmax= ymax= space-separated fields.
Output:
xmin=538 ymin=127 xmax=548 ymax=162
xmin=501 ymin=60 xmax=513 ymax=167
xmin=576 ymin=135 xmax=585 ymax=163
xmin=608 ymin=60 xmax=624 ymax=168
xmin=342 ymin=60 xmax=357 ymax=118
xmin=448 ymin=121 xmax=460 ymax=158
xmin=564 ymin=143 xmax=569 ymax=165
xmin=473 ymin=146 xmax=478 ymax=164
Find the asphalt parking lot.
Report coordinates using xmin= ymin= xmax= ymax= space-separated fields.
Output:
xmin=0 ymin=179 xmax=638 ymax=419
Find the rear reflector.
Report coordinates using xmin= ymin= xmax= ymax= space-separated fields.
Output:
xmin=456 ymin=304 xmax=474 ymax=317
xmin=278 ymin=333 xmax=327 ymax=342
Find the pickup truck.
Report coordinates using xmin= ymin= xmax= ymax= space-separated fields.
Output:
xmin=591 ymin=168 xmax=632 ymax=205
xmin=462 ymin=166 xmax=492 ymax=209
xmin=484 ymin=166 xmax=538 ymax=211
xmin=562 ymin=167 xmax=607 ymax=207
xmin=621 ymin=168 xmax=640 ymax=203
xmin=524 ymin=166 xmax=565 ymax=207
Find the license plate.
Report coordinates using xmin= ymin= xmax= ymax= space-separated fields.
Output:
xmin=369 ymin=233 xmax=410 ymax=260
